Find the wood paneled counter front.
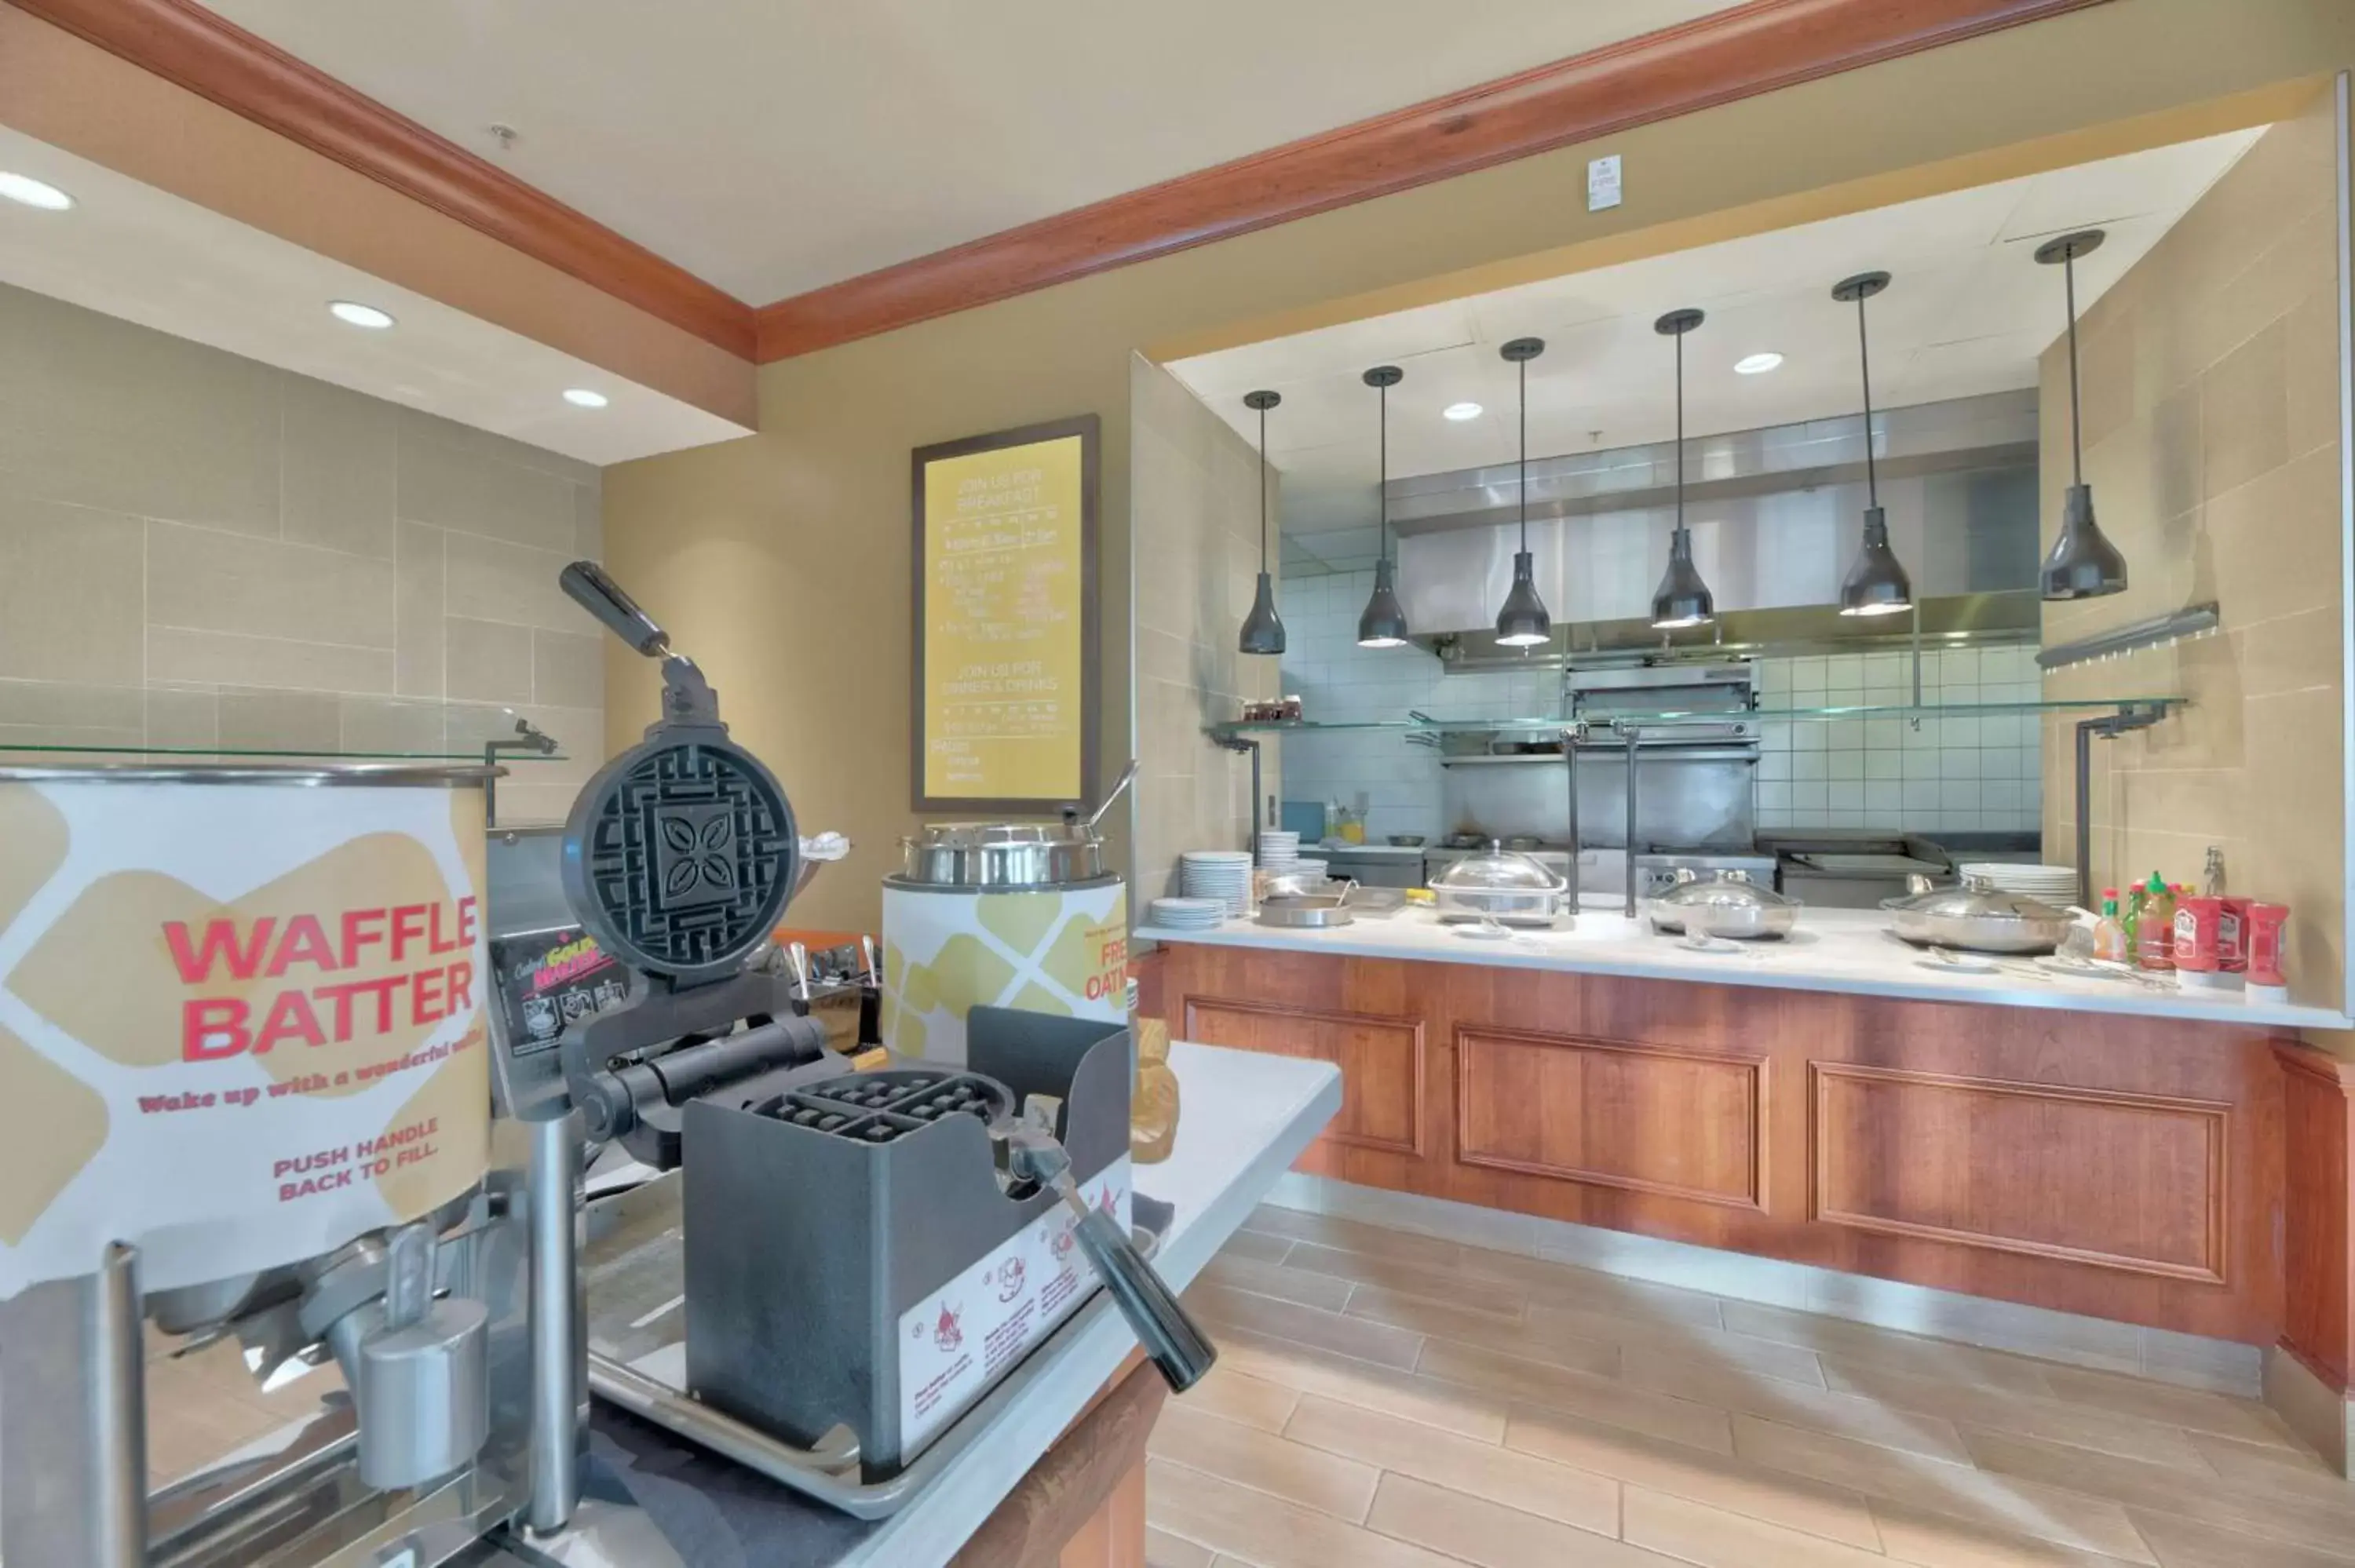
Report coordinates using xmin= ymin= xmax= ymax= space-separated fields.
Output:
xmin=1137 ymin=910 xmax=2355 ymax=1379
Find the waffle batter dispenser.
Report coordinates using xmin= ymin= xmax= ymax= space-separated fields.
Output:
xmin=551 ymin=563 xmax=1213 ymax=1503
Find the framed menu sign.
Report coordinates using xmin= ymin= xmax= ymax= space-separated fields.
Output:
xmin=912 ymin=414 xmax=1100 ymax=811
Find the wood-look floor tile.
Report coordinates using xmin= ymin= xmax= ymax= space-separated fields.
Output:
xmin=1347 ymin=1287 xmax=1620 ymax=1377
xmin=1470 ymin=1251 xmax=1727 ymax=1329
xmin=1504 ymin=1402 xmax=1882 ymax=1550
xmin=1145 ymin=1457 xmax=1464 ymax=1568
xmin=1145 ymin=1523 xmax=1218 ymax=1568
xmin=2123 ymin=1507 xmax=2355 ymax=1567
xmin=1721 ymin=1301 xmax=2059 ymax=1396
xmin=2034 ymin=1366 xmax=2300 ymax=1449
xmin=1148 ymin=1402 xmax=1379 ymax=1522
xmin=1285 ymin=1241 xmax=1528 ymax=1319
xmin=1962 ymin=1430 xmax=2355 ymax=1556
xmin=1240 ymin=1205 xmax=1462 ymax=1272
xmin=1213 ymin=1323 xmax=1510 ymax=1441
xmin=1283 ymin=1394 xmax=1619 ymax=1535
xmin=1871 ymin=1500 xmax=2158 ymax=1568
xmin=1612 ymin=1326 xmax=1827 ymax=1392
xmin=1626 ymin=1349 xmax=1973 ymax=1461
xmin=1364 ymin=1474 xmax=1676 ymax=1568
xmin=1199 ymin=1252 xmax=1356 ymax=1312
xmin=1823 ymin=1357 xmax=2210 ymax=1469
xmin=1418 ymin=1338 xmax=1735 ymax=1454
xmin=1215 ymin=1229 xmax=1294 ymax=1267
xmin=1178 ymin=1366 xmax=1300 ymax=1434
xmin=1185 ymin=1281 xmax=1424 ymax=1371
xmin=1730 ymin=1416 xmax=2158 ymax=1563
xmin=1623 ymin=1485 xmax=1893 ymax=1567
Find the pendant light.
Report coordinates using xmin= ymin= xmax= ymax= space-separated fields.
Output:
xmin=1238 ymin=389 xmax=1286 ymax=655
xmin=1649 ymin=308 xmax=1714 ymax=630
xmin=2036 ymin=228 xmax=2128 ymax=600
xmin=1356 ymin=365 xmax=1411 ymax=647
xmin=1831 ymin=271 xmax=1911 ymax=618
xmin=1494 ymin=337 xmax=1552 ymax=648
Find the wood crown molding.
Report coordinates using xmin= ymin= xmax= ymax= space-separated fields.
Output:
xmin=753 ymin=0 xmax=2115 ymax=361
xmin=8 ymin=0 xmax=758 ymax=359
xmin=12 ymin=0 xmax=2112 ymax=370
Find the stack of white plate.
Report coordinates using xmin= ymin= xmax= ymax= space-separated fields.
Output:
xmin=1294 ymin=856 xmax=1329 ymax=881
xmin=1963 ymin=862 xmax=2080 ymax=905
xmin=1148 ymin=896 xmax=1229 ymax=931
xmin=1257 ymin=830 xmax=1301 ymax=871
xmin=1180 ymin=851 xmax=1254 ymax=916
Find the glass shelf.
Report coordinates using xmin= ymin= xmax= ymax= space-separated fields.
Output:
xmin=1207 ymin=698 xmax=2183 ymax=739
xmin=0 ymin=744 xmax=571 ymax=762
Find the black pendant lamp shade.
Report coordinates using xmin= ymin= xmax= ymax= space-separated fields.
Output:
xmin=1831 ymin=272 xmax=1912 ymax=618
xmin=1357 ymin=365 xmax=1411 ymax=647
xmin=1239 ymin=389 xmax=1286 ymax=655
xmin=1494 ymin=337 xmax=1552 ymax=648
xmin=2036 ymin=229 xmax=2128 ymax=600
xmin=1650 ymin=308 xmax=1714 ymax=630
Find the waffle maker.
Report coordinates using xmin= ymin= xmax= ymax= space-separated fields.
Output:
xmin=549 ymin=563 xmax=1213 ymax=1492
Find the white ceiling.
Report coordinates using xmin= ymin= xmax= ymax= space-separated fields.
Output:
xmin=1165 ymin=129 xmax=2265 ymax=576
xmin=193 ymin=0 xmax=1742 ymax=302
xmin=0 ymin=127 xmax=751 ymax=466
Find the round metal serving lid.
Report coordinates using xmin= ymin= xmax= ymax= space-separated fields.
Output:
xmin=0 ymin=760 xmax=500 ymax=787
xmin=907 ymin=821 xmax=1097 ymax=849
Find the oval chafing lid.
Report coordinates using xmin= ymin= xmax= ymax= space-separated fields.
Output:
xmin=1883 ymin=873 xmax=2068 ymax=920
xmin=1429 ymin=848 xmax=1565 ymax=893
xmin=1653 ymin=869 xmax=1799 ymax=910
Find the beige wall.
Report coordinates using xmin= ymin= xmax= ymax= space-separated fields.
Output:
xmin=2039 ymin=95 xmax=2345 ymax=998
xmin=605 ymin=0 xmax=2355 ymax=936
xmin=0 ymin=283 xmax=607 ymax=823
xmin=1130 ymin=354 xmax=1281 ymax=903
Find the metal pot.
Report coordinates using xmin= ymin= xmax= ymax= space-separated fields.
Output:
xmin=1882 ymin=872 xmax=2075 ymax=954
xmin=1648 ymin=868 xmax=1799 ymax=940
xmin=893 ymin=761 xmax=1136 ymax=890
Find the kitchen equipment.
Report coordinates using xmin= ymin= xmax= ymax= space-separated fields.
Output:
xmin=0 ymin=758 xmax=582 ymax=1568
xmin=1882 ymin=872 xmax=2075 ymax=954
xmin=1765 ymin=830 xmax=1952 ymax=910
xmin=1429 ymin=845 xmax=1572 ymax=929
xmin=559 ymin=566 xmax=1205 ymax=1510
xmin=884 ymin=767 xmax=1136 ymax=1065
xmin=1316 ymin=844 xmax=1426 ymax=890
xmin=1389 ymin=833 xmax=1427 ymax=847
xmin=1255 ymin=894 xmax=1356 ymax=928
xmin=1648 ymin=868 xmax=1801 ymax=939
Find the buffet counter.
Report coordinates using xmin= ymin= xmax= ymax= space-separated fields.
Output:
xmin=466 ymin=1043 xmax=1339 ymax=1567
xmin=1137 ymin=903 xmax=2348 ymax=1029
xmin=1138 ymin=910 xmax=2334 ymax=1364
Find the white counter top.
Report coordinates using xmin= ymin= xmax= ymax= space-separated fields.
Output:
xmin=1138 ymin=905 xmax=2347 ymax=1031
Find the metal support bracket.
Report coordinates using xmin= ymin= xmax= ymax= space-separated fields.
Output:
xmin=2072 ymin=702 xmax=2171 ymax=908
xmin=1215 ymin=735 xmax=1265 ymax=863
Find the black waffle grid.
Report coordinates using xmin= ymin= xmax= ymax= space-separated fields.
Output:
xmin=580 ymin=741 xmax=794 ymax=975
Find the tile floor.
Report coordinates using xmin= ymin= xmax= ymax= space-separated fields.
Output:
xmin=143 ymin=1322 xmax=344 ymax=1489
xmin=1146 ymin=1204 xmax=2353 ymax=1568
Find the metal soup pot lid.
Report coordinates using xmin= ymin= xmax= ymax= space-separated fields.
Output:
xmin=1882 ymin=873 xmax=2067 ymax=921
xmin=1429 ymin=848 xmax=1565 ymax=894
xmin=906 ymin=822 xmax=1101 ymax=853
xmin=1653 ymin=868 xmax=1799 ymax=913
xmin=893 ymin=820 xmax=1112 ymax=889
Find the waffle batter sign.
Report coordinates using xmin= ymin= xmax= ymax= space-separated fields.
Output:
xmin=0 ymin=775 xmax=491 ymax=1299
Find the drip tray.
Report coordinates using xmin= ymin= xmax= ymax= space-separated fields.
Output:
xmin=581 ymin=1171 xmax=1164 ymax=1519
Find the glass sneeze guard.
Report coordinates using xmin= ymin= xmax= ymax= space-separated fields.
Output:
xmin=1206 ymin=696 xmax=2183 ymax=740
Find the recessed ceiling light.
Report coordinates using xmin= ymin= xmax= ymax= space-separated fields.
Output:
xmin=1442 ymin=402 xmax=1484 ymax=421
xmin=0 ymin=172 xmax=74 ymax=211
xmin=328 ymin=301 xmax=396 ymax=330
xmin=1734 ymin=352 xmax=1784 ymax=375
xmin=562 ymin=388 xmax=610 ymax=409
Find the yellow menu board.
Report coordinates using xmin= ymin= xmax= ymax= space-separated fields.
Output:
xmin=914 ymin=417 xmax=1099 ymax=810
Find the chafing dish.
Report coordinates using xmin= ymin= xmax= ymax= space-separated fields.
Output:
xmin=1429 ymin=845 xmax=1572 ymax=930
xmin=1648 ymin=868 xmax=1800 ymax=939
xmin=1882 ymin=872 xmax=2075 ymax=955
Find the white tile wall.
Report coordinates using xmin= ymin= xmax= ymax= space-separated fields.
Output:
xmin=1276 ymin=574 xmax=2041 ymax=838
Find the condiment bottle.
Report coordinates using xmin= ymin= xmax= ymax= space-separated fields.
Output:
xmin=2121 ymin=881 xmax=2145 ymax=962
xmin=2139 ymin=872 xmax=2176 ymax=972
xmin=2092 ymin=890 xmax=2127 ymax=963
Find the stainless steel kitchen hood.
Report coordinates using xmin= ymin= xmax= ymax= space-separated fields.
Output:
xmin=1390 ymin=391 xmax=2040 ymax=667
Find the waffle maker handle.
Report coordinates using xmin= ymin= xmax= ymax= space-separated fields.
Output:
xmin=1005 ymin=1129 xmax=1216 ymax=1392
xmin=560 ymin=560 xmax=670 ymax=657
